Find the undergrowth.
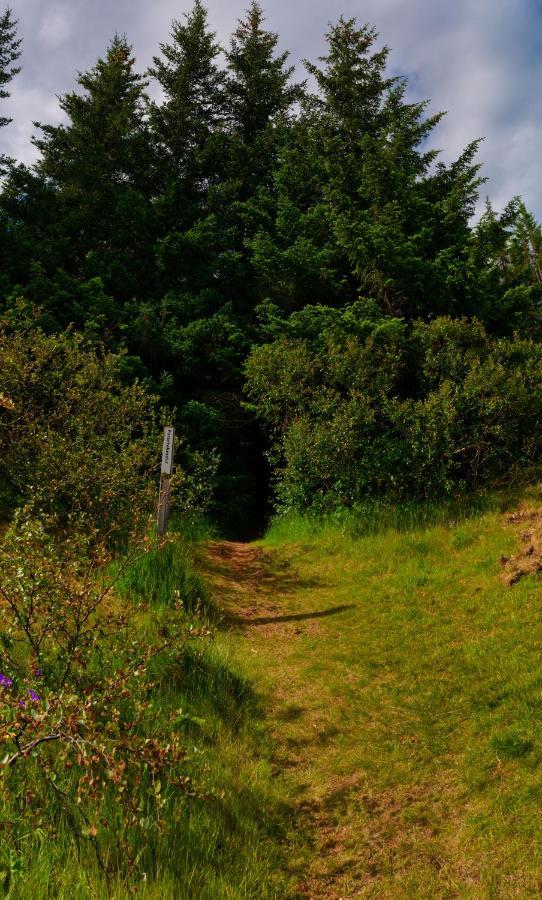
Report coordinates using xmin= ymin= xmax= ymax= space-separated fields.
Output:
xmin=0 ymin=527 xmax=292 ymax=899
xmin=263 ymin=491 xmax=517 ymax=545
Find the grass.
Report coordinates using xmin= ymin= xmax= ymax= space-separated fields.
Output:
xmin=211 ymin=485 xmax=542 ymax=897
xmin=264 ymin=491 xmax=513 ymax=545
xmin=7 ymin=489 xmax=542 ymax=896
xmin=114 ymin=514 xmax=215 ymax=611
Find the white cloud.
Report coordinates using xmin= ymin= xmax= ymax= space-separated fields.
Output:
xmin=2 ymin=84 xmax=63 ymax=165
xmin=38 ymin=5 xmax=72 ymax=50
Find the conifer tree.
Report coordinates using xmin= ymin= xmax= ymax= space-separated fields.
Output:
xmin=226 ymin=1 xmax=302 ymax=142
xmin=148 ymin=1 xmax=225 ymax=184
xmin=0 ymin=7 xmax=21 ymax=170
xmin=32 ymin=36 xmax=154 ymax=300
xmin=0 ymin=6 xmax=20 ymax=129
xmin=210 ymin=2 xmax=304 ymax=305
xmin=36 ymin=36 xmax=149 ymax=190
xmin=510 ymin=201 xmax=542 ymax=286
xmin=147 ymin=4 xmax=228 ymax=316
xmin=305 ymin=20 xmax=393 ymax=140
xmin=279 ymin=18 xmax=482 ymax=318
xmin=470 ymin=199 xmax=542 ymax=333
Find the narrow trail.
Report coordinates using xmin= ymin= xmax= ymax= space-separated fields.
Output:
xmin=204 ymin=540 xmax=366 ymax=899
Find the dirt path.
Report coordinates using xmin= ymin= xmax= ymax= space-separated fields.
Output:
xmin=205 ymin=540 xmax=364 ymax=899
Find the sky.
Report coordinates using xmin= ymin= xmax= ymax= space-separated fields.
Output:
xmin=3 ymin=0 xmax=542 ymax=218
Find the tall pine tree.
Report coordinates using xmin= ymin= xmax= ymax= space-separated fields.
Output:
xmin=149 ymin=0 xmax=225 ymax=186
xmin=469 ymin=199 xmax=542 ymax=333
xmin=308 ymin=18 xmax=483 ymax=318
xmin=32 ymin=36 xmax=154 ymax=302
xmin=0 ymin=7 xmax=21 ymax=168
xmin=226 ymin=1 xmax=301 ymax=142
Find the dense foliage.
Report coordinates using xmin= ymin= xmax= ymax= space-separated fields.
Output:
xmin=1 ymin=2 xmax=542 ymax=515
xmin=246 ymin=305 xmax=542 ymax=511
xmin=0 ymin=327 xmax=159 ymax=537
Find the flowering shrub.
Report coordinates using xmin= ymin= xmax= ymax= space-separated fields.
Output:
xmin=0 ymin=617 xmax=209 ymax=861
xmin=0 ymin=511 xmax=134 ymax=686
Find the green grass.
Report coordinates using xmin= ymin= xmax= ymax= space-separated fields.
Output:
xmin=115 ymin=538 xmax=209 ymax=611
xmin=3 ymin=662 xmax=291 ymax=899
xmin=114 ymin=514 xmax=215 ymax=611
xmin=264 ymin=492 xmax=512 ymax=545
xmin=214 ymin=488 xmax=542 ymax=896
xmin=8 ymin=491 xmax=542 ymax=897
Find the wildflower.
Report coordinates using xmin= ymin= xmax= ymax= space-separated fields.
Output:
xmin=28 ymin=690 xmax=40 ymax=702
xmin=34 ymin=669 xmax=43 ymax=678
xmin=0 ymin=674 xmax=13 ymax=688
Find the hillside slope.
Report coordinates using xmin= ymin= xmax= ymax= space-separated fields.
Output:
xmin=205 ymin=501 xmax=542 ymax=898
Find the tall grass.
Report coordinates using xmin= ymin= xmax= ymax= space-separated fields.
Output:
xmin=115 ymin=539 xmax=209 ymax=610
xmin=115 ymin=515 xmax=214 ymax=611
xmin=4 ymin=644 xmax=290 ymax=898
xmin=263 ymin=492 xmax=513 ymax=545
xmin=1 ymin=524 xmax=294 ymax=899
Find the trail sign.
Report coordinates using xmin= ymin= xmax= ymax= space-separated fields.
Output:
xmin=161 ymin=426 xmax=175 ymax=475
xmin=157 ymin=426 xmax=175 ymax=537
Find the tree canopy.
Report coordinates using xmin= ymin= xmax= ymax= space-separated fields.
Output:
xmin=1 ymin=3 xmax=542 ymax=527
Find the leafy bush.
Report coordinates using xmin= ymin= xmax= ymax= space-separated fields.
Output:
xmin=246 ymin=304 xmax=542 ymax=512
xmin=0 ymin=328 xmax=228 ymax=892
xmin=0 ymin=327 xmax=159 ymax=543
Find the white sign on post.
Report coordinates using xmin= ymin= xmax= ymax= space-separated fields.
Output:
xmin=161 ymin=426 xmax=175 ymax=475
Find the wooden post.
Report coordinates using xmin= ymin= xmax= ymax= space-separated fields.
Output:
xmin=157 ymin=426 xmax=175 ymax=538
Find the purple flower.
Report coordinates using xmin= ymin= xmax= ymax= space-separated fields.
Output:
xmin=28 ymin=690 xmax=40 ymax=702
xmin=34 ymin=669 xmax=43 ymax=678
xmin=0 ymin=674 xmax=13 ymax=688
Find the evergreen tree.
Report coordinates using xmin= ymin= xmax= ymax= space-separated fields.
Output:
xmin=248 ymin=105 xmax=352 ymax=313
xmin=509 ymin=201 xmax=542 ymax=287
xmin=0 ymin=7 xmax=21 ymax=169
xmin=226 ymin=1 xmax=302 ymax=141
xmin=148 ymin=0 xmax=225 ymax=184
xmin=148 ymin=3 xmax=305 ymax=529
xmin=307 ymin=18 xmax=482 ymax=318
xmin=0 ymin=6 xmax=20 ymax=129
xmin=469 ymin=199 xmax=542 ymax=333
xmin=32 ymin=36 xmax=154 ymax=302
xmin=148 ymin=1 xmax=226 ymax=307
xmin=206 ymin=2 xmax=304 ymax=312
xmin=247 ymin=18 xmax=485 ymax=320
xmin=305 ymin=20 xmax=393 ymax=139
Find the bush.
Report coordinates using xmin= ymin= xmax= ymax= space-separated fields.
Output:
xmin=0 ymin=326 xmax=159 ymax=543
xmin=246 ymin=305 xmax=542 ymax=512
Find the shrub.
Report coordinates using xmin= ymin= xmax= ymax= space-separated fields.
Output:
xmin=0 ymin=326 xmax=159 ymax=543
xmin=246 ymin=306 xmax=542 ymax=512
xmin=0 ymin=506 xmax=214 ymax=884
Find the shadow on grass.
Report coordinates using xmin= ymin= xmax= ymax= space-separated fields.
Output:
xmin=205 ymin=544 xmax=325 ymax=594
xmin=228 ymin=604 xmax=355 ymax=626
xmin=162 ymin=645 xmax=262 ymax=731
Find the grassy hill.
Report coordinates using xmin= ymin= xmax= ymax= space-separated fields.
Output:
xmin=6 ymin=491 xmax=542 ymax=896
xmin=205 ymin=490 xmax=542 ymax=897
